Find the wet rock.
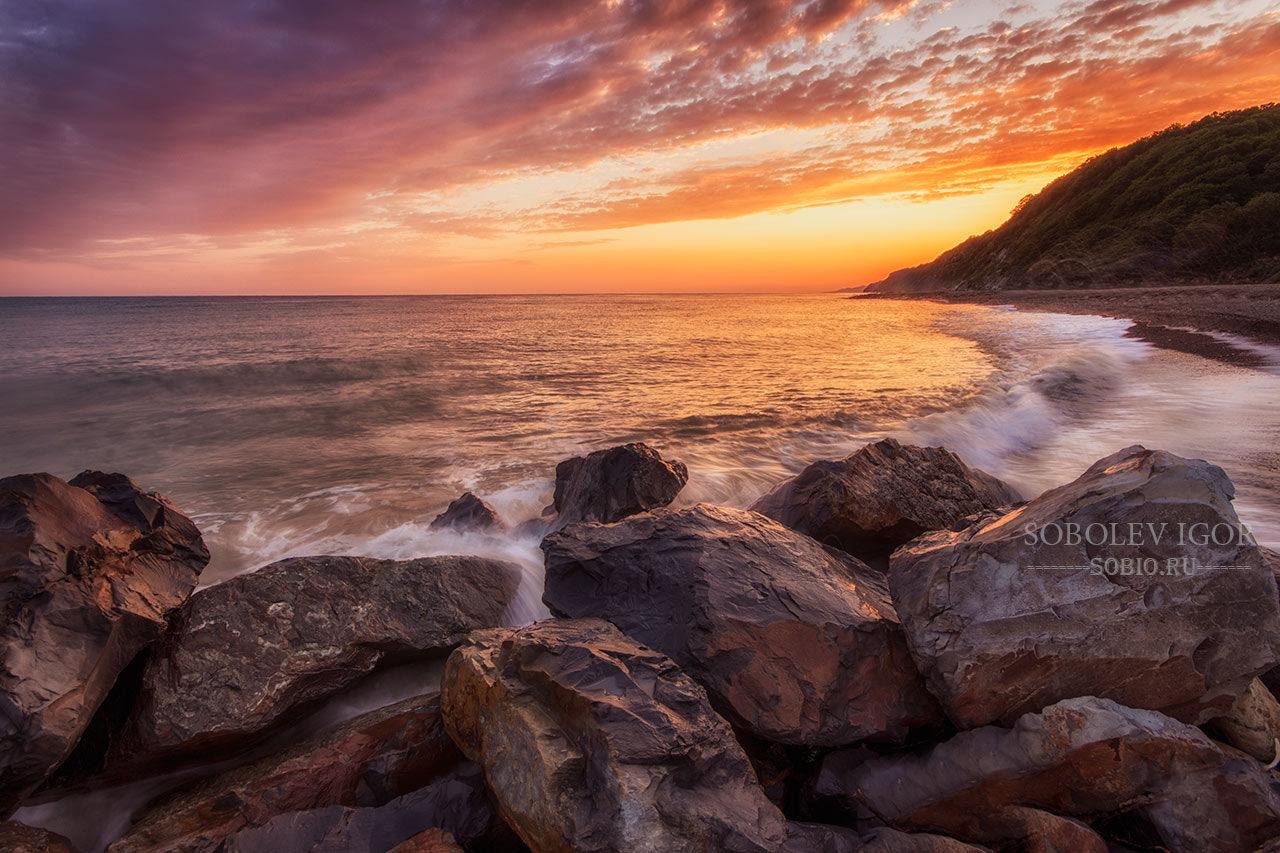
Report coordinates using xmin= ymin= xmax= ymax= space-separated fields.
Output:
xmin=818 ymin=696 xmax=1280 ymax=853
xmin=108 ymin=693 xmax=472 ymax=852
xmin=891 ymin=445 xmax=1280 ymax=728
xmin=214 ymin=776 xmax=496 ymax=853
xmin=0 ymin=472 xmax=208 ymax=812
xmin=542 ymin=504 xmax=943 ymax=746
xmin=0 ymin=821 xmax=76 ymax=853
xmin=441 ymin=618 xmax=788 ymax=853
xmin=429 ymin=492 xmax=503 ymax=533
xmin=549 ymin=442 xmax=687 ymax=528
xmin=113 ymin=555 xmax=518 ymax=770
xmin=387 ymin=829 xmax=463 ymax=853
xmin=749 ymin=438 xmax=1019 ymax=562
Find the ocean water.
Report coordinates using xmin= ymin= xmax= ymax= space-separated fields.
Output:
xmin=6 ymin=292 xmax=1280 ymax=851
xmin=2 ymin=293 xmax=1279 ymax=604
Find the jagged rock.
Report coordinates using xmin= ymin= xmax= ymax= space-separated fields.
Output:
xmin=108 ymin=693 xmax=477 ymax=852
xmin=1206 ymin=677 xmax=1280 ymax=762
xmin=112 ymin=555 xmax=518 ymax=771
xmin=549 ymin=442 xmax=687 ymax=528
xmin=214 ymin=776 xmax=497 ymax=853
xmin=749 ymin=438 xmax=1019 ymax=562
xmin=890 ymin=445 xmax=1280 ymax=728
xmin=817 ymin=696 xmax=1280 ymax=853
xmin=441 ymin=618 xmax=788 ymax=853
xmin=0 ymin=472 xmax=208 ymax=812
xmin=429 ymin=492 xmax=503 ymax=533
xmin=783 ymin=822 xmax=989 ymax=852
xmin=0 ymin=821 xmax=76 ymax=853
xmin=387 ymin=829 xmax=464 ymax=853
xmin=542 ymin=504 xmax=942 ymax=746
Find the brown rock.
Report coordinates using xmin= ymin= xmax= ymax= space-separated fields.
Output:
xmin=542 ymin=504 xmax=943 ymax=746
xmin=429 ymin=492 xmax=503 ymax=533
xmin=112 ymin=555 xmax=518 ymax=771
xmin=0 ymin=472 xmax=208 ymax=812
xmin=441 ymin=618 xmax=788 ymax=853
xmin=108 ymin=693 xmax=470 ymax=852
xmin=890 ymin=445 xmax=1280 ymax=728
xmin=749 ymin=437 xmax=1019 ymax=562
xmin=0 ymin=821 xmax=76 ymax=853
xmin=783 ymin=822 xmax=989 ymax=852
xmin=1207 ymin=677 xmax=1280 ymax=763
xmin=387 ymin=828 xmax=463 ymax=853
xmin=549 ymin=442 xmax=687 ymax=528
xmin=818 ymin=696 xmax=1280 ymax=853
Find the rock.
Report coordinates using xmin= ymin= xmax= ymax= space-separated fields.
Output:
xmin=1206 ymin=678 xmax=1280 ymax=762
xmin=958 ymin=807 xmax=1106 ymax=853
xmin=441 ymin=618 xmax=788 ymax=853
xmin=215 ymin=777 xmax=495 ymax=853
xmin=108 ymin=693 xmax=473 ymax=852
xmin=782 ymin=822 xmax=989 ymax=852
xmin=817 ymin=696 xmax=1280 ymax=853
xmin=0 ymin=821 xmax=76 ymax=853
xmin=890 ymin=445 xmax=1280 ymax=728
xmin=387 ymin=829 xmax=463 ymax=853
xmin=0 ymin=472 xmax=208 ymax=812
xmin=549 ymin=442 xmax=687 ymax=528
xmin=542 ymin=504 xmax=943 ymax=746
xmin=749 ymin=438 xmax=1019 ymax=562
xmin=429 ymin=492 xmax=503 ymax=533
xmin=112 ymin=555 xmax=518 ymax=771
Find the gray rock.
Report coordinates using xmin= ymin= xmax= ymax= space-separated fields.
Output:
xmin=750 ymin=438 xmax=1019 ymax=562
xmin=1206 ymin=677 xmax=1280 ymax=763
xmin=112 ymin=555 xmax=518 ymax=771
xmin=818 ymin=696 xmax=1280 ymax=853
xmin=549 ymin=442 xmax=687 ymax=528
xmin=542 ymin=504 xmax=943 ymax=746
xmin=0 ymin=472 xmax=208 ymax=813
xmin=890 ymin=445 xmax=1280 ymax=728
xmin=429 ymin=492 xmax=503 ymax=533
xmin=441 ymin=618 xmax=788 ymax=853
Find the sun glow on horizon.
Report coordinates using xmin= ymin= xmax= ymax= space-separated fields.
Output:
xmin=2 ymin=0 xmax=1279 ymax=295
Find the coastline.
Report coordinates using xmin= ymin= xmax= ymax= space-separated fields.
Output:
xmin=857 ymin=283 xmax=1280 ymax=369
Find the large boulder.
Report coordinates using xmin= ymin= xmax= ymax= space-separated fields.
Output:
xmin=108 ymin=693 xmax=490 ymax=852
xmin=749 ymin=438 xmax=1019 ymax=562
xmin=111 ymin=555 xmax=518 ymax=770
xmin=441 ymin=618 xmax=788 ymax=853
xmin=817 ymin=696 xmax=1280 ymax=853
xmin=542 ymin=504 xmax=942 ymax=746
xmin=890 ymin=446 xmax=1280 ymax=728
xmin=783 ymin=823 xmax=988 ymax=852
xmin=549 ymin=442 xmax=687 ymax=528
xmin=429 ymin=492 xmax=503 ymax=533
xmin=0 ymin=472 xmax=208 ymax=812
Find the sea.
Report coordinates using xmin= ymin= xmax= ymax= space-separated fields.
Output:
xmin=5 ymin=292 xmax=1280 ymax=849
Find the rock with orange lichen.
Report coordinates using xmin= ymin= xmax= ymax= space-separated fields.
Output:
xmin=542 ymin=504 xmax=943 ymax=746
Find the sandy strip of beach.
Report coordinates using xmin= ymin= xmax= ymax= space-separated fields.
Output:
xmin=860 ymin=283 xmax=1280 ymax=368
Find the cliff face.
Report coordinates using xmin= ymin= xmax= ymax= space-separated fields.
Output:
xmin=868 ymin=103 xmax=1280 ymax=293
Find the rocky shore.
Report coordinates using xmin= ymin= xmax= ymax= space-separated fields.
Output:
xmin=2 ymin=439 xmax=1280 ymax=852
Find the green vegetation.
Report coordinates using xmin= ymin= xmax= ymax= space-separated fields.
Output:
xmin=870 ymin=104 xmax=1280 ymax=292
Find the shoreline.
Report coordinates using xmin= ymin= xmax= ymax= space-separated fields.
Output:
xmin=857 ymin=283 xmax=1280 ymax=369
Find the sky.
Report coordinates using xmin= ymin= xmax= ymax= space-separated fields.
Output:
xmin=2 ymin=0 xmax=1278 ymax=295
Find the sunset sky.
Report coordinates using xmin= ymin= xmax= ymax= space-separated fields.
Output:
xmin=2 ymin=0 xmax=1279 ymax=295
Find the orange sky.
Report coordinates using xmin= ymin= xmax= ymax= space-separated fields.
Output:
xmin=2 ymin=0 xmax=1279 ymax=295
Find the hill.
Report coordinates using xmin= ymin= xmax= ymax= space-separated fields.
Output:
xmin=867 ymin=104 xmax=1280 ymax=293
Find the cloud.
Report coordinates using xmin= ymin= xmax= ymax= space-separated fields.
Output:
xmin=1 ymin=0 xmax=1278 ymax=265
